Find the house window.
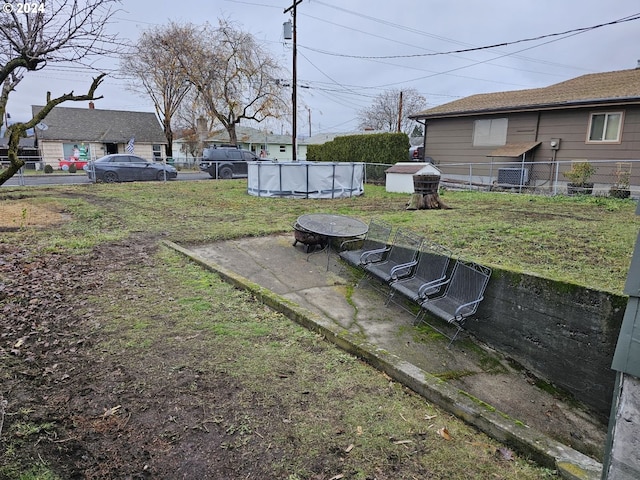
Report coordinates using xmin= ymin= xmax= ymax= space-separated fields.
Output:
xmin=152 ymin=144 xmax=162 ymax=161
xmin=473 ymin=118 xmax=508 ymax=146
xmin=279 ymin=145 xmax=286 ymax=152
xmin=587 ymin=112 xmax=623 ymax=143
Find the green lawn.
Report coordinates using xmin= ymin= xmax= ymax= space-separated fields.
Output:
xmin=3 ymin=180 xmax=637 ymax=293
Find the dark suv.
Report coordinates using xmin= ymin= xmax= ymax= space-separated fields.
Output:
xmin=199 ymin=146 xmax=262 ymax=179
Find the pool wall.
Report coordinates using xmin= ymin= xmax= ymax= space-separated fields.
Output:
xmin=247 ymin=161 xmax=365 ymax=198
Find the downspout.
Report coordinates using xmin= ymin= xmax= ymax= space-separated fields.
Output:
xmin=519 ymin=152 xmax=525 ymax=194
xmin=416 ymin=118 xmax=429 ymax=163
xmin=534 ymin=111 xmax=541 ymax=143
xmin=532 ymin=111 xmax=541 ymax=189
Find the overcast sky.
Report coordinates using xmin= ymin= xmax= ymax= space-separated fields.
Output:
xmin=6 ymin=0 xmax=640 ymax=136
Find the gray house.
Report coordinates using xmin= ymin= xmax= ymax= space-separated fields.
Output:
xmin=410 ymin=67 xmax=640 ymax=186
xmin=32 ymin=103 xmax=167 ymax=166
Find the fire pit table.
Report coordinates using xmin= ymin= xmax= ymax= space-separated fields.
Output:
xmin=295 ymin=213 xmax=368 ymax=270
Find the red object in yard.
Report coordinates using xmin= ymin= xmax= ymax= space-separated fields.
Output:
xmin=59 ymin=158 xmax=88 ymax=170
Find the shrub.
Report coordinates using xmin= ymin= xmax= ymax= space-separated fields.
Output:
xmin=68 ymin=163 xmax=77 ymax=173
xmin=562 ymin=161 xmax=596 ymax=186
xmin=44 ymin=164 xmax=54 ymax=174
xmin=307 ymin=132 xmax=409 ymax=164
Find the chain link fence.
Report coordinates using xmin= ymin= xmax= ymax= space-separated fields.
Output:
xmin=364 ymin=159 xmax=640 ymax=198
xmin=4 ymin=157 xmax=640 ymax=199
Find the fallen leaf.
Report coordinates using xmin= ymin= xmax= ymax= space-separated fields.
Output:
xmin=328 ymin=475 xmax=344 ymax=480
xmin=345 ymin=443 xmax=354 ymax=453
xmin=437 ymin=427 xmax=452 ymax=440
xmin=496 ymin=447 xmax=515 ymax=461
xmin=356 ymin=425 xmax=363 ymax=436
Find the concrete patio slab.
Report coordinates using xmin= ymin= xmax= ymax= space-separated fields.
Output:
xmin=168 ymin=234 xmax=608 ymax=480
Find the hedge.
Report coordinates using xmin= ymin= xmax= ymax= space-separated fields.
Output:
xmin=306 ymin=132 xmax=409 ymax=165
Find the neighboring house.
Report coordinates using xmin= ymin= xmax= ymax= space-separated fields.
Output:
xmin=32 ymin=103 xmax=167 ymax=166
xmin=410 ymin=67 xmax=640 ymax=186
xmin=173 ymin=126 xmax=298 ymax=162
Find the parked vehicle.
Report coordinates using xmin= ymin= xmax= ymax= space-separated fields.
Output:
xmin=409 ymin=145 xmax=424 ymax=161
xmin=85 ymin=154 xmax=177 ymax=183
xmin=199 ymin=146 xmax=266 ymax=179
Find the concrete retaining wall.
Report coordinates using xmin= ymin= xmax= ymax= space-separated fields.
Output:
xmin=466 ymin=268 xmax=626 ymax=420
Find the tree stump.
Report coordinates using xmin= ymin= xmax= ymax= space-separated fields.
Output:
xmin=407 ymin=174 xmax=450 ymax=210
xmin=406 ymin=192 xmax=449 ymax=210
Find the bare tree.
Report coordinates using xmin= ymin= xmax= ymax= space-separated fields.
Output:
xmin=357 ymin=88 xmax=427 ymax=134
xmin=172 ymin=88 xmax=221 ymax=160
xmin=0 ymin=0 xmax=120 ymax=185
xmin=164 ymin=20 xmax=288 ymax=145
xmin=121 ymin=23 xmax=192 ymax=158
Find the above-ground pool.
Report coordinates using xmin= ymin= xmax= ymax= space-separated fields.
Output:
xmin=247 ymin=161 xmax=365 ymax=199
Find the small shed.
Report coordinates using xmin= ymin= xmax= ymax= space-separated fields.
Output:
xmin=385 ymin=162 xmax=441 ymax=193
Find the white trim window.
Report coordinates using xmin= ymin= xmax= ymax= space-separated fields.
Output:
xmin=587 ymin=112 xmax=623 ymax=143
xmin=473 ymin=118 xmax=508 ymax=146
xmin=152 ymin=144 xmax=162 ymax=161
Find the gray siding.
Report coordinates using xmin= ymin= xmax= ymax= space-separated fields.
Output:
xmin=425 ymin=106 xmax=640 ymax=168
xmin=538 ymin=107 xmax=640 ymax=161
xmin=506 ymin=112 xmax=539 ymax=144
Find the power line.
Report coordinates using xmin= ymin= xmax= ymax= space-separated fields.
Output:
xmin=300 ymin=12 xmax=640 ymax=60
xmin=300 ymin=11 xmax=586 ymax=75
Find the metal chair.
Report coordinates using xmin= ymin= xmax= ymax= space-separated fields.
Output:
xmin=360 ymin=228 xmax=423 ymax=288
xmin=339 ymin=218 xmax=392 ymax=268
xmin=386 ymin=241 xmax=452 ymax=307
xmin=417 ymin=259 xmax=492 ymax=348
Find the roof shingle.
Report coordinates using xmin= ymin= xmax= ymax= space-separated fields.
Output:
xmin=31 ymin=105 xmax=166 ymax=144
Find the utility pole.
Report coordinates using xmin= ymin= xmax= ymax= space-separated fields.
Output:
xmin=284 ymin=0 xmax=302 ymax=161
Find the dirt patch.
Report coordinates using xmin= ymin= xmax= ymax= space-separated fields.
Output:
xmin=0 ymin=200 xmax=67 ymax=230
xmin=0 ymin=239 xmax=254 ymax=479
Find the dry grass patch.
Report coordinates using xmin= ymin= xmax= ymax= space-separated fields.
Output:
xmin=0 ymin=199 xmax=67 ymax=230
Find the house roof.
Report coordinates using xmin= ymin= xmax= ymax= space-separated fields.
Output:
xmin=412 ymin=68 xmax=640 ymax=119
xmin=205 ymin=126 xmax=292 ymax=146
xmin=385 ymin=162 xmax=441 ymax=175
xmin=303 ymin=130 xmax=385 ymax=145
xmin=31 ymin=105 xmax=166 ymax=144
xmin=488 ymin=141 xmax=541 ymax=158
xmin=385 ymin=164 xmax=425 ymax=174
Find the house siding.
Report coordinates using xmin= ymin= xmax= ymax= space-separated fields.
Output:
xmin=506 ymin=112 xmax=539 ymax=144
xmin=536 ymin=106 xmax=640 ymax=162
xmin=424 ymin=106 xmax=640 ymax=180
xmin=39 ymin=142 xmax=64 ymax=164
xmin=38 ymin=140 xmax=161 ymax=167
